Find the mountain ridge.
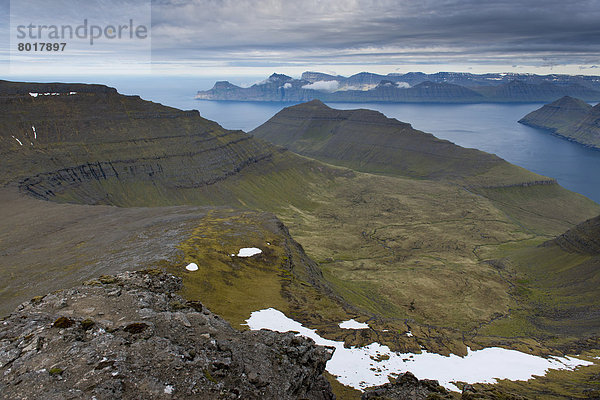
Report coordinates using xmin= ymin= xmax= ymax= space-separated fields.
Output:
xmin=252 ymin=99 xmax=545 ymax=186
xmin=196 ymin=71 xmax=600 ymax=103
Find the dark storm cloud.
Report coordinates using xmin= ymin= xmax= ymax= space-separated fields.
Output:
xmin=149 ymin=0 xmax=600 ymax=67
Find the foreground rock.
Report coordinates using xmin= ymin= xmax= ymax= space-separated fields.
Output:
xmin=0 ymin=270 xmax=334 ymax=399
xmin=361 ymin=372 xmax=526 ymax=400
xmin=361 ymin=372 xmax=453 ymax=399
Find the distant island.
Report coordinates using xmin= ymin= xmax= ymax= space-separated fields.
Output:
xmin=519 ymin=96 xmax=600 ymax=149
xmin=196 ymin=71 xmax=600 ymax=103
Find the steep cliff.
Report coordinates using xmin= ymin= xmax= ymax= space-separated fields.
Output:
xmin=0 ymin=80 xmax=339 ymax=208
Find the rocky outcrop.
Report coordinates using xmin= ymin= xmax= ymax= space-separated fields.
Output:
xmin=196 ymin=72 xmax=600 ymax=103
xmin=361 ymin=372 xmax=453 ymax=399
xmin=0 ymin=270 xmax=334 ymax=399
xmin=361 ymin=372 xmax=527 ymax=400
xmin=519 ymin=96 xmax=600 ymax=149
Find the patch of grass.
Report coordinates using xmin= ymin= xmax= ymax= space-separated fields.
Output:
xmin=203 ymin=369 xmax=217 ymax=384
xmin=80 ymin=318 xmax=95 ymax=330
xmin=166 ymin=209 xmax=350 ymax=328
xmin=48 ymin=367 xmax=63 ymax=376
xmin=324 ymin=371 xmax=362 ymax=400
xmin=52 ymin=316 xmax=74 ymax=329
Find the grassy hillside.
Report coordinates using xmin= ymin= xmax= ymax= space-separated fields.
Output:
xmin=2 ymin=85 xmax=600 ymax=366
xmin=519 ymin=96 xmax=600 ymax=149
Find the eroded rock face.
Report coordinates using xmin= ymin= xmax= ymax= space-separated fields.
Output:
xmin=0 ymin=271 xmax=334 ymax=399
xmin=0 ymin=82 xmax=273 ymax=204
xmin=361 ymin=372 xmax=453 ymax=400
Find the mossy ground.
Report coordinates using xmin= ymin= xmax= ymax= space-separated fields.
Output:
xmin=165 ymin=209 xmax=350 ymax=329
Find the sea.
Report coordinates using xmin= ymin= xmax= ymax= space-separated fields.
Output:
xmin=17 ymin=75 xmax=600 ymax=204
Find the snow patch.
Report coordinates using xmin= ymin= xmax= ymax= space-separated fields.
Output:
xmin=339 ymin=319 xmax=369 ymax=330
xmin=28 ymin=92 xmax=75 ymax=97
xmin=32 ymin=125 xmax=36 ymax=139
xmin=246 ymin=308 xmax=593 ymax=392
xmin=236 ymin=247 xmax=262 ymax=257
xmin=406 ymin=331 xmax=413 ymax=337
xmin=11 ymin=136 xmax=23 ymax=146
xmin=164 ymin=385 xmax=174 ymax=394
xmin=185 ymin=263 xmax=198 ymax=271
xmin=283 ymin=82 xmax=292 ymax=89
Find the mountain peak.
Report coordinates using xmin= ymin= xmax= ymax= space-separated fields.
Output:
xmin=268 ymin=73 xmax=293 ymax=82
xmin=289 ymin=99 xmax=330 ymax=110
xmin=251 ymin=100 xmax=514 ymax=182
xmin=551 ymin=95 xmax=592 ymax=108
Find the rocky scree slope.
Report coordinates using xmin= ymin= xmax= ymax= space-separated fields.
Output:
xmin=0 ymin=270 xmax=334 ymax=400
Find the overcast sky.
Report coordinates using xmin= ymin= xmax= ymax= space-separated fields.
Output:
xmin=3 ymin=0 xmax=600 ymax=77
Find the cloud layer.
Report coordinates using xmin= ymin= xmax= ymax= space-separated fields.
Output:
xmin=149 ymin=0 xmax=600 ymax=72
xmin=301 ymin=80 xmax=339 ymax=91
xmin=5 ymin=0 xmax=600 ymax=76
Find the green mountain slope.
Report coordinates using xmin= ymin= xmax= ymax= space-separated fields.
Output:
xmin=251 ymin=100 xmax=533 ymax=184
xmin=2 ymin=82 xmax=600 ymax=366
xmin=480 ymin=215 xmax=600 ymax=340
xmin=251 ymin=100 xmax=597 ymax=234
xmin=519 ymin=96 xmax=600 ymax=148
xmin=0 ymin=81 xmax=343 ymax=209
